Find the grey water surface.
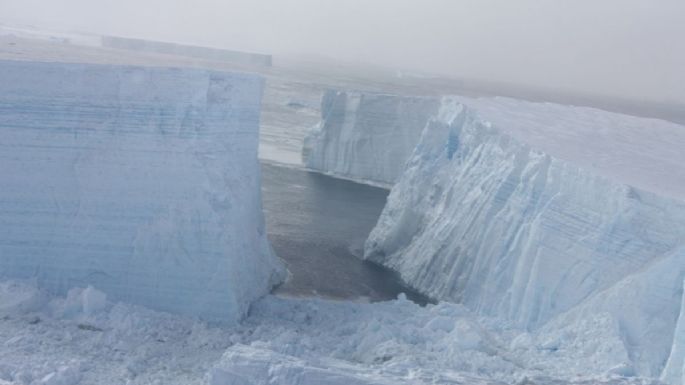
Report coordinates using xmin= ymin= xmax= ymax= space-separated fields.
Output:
xmin=261 ymin=163 xmax=430 ymax=305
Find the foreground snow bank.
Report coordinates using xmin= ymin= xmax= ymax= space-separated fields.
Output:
xmin=0 ymin=281 xmax=233 ymax=385
xmin=365 ymin=99 xmax=685 ymax=380
xmin=0 ymin=60 xmax=285 ymax=322
xmin=303 ymin=90 xmax=439 ymax=186
xmin=0 ymin=281 xmax=660 ymax=385
xmin=213 ymin=293 xmax=678 ymax=385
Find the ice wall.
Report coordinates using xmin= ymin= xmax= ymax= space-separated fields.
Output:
xmin=364 ymin=99 xmax=685 ymax=379
xmin=303 ymin=90 xmax=439 ymax=186
xmin=0 ymin=60 xmax=285 ymax=323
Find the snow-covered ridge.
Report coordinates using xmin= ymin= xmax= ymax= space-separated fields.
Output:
xmin=0 ymin=60 xmax=285 ymax=323
xmin=303 ymin=90 xmax=440 ymax=186
xmin=365 ymin=99 xmax=685 ymax=380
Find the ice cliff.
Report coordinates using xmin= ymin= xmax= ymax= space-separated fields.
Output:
xmin=0 ymin=60 xmax=285 ymax=323
xmin=364 ymin=98 xmax=685 ymax=380
xmin=303 ymin=90 xmax=439 ymax=186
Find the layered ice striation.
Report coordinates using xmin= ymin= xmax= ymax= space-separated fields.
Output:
xmin=303 ymin=90 xmax=439 ymax=186
xmin=0 ymin=60 xmax=285 ymax=323
xmin=364 ymin=98 xmax=685 ymax=380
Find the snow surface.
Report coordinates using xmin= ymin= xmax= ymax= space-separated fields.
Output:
xmin=100 ymin=36 xmax=272 ymax=67
xmin=0 ymin=280 xmax=665 ymax=385
xmin=0 ymin=23 xmax=101 ymax=47
xmin=303 ymin=90 xmax=440 ymax=185
xmin=448 ymin=96 xmax=685 ymax=201
xmin=365 ymin=98 xmax=685 ymax=380
xmin=0 ymin=60 xmax=285 ymax=322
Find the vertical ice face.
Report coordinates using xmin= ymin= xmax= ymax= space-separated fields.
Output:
xmin=0 ymin=60 xmax=285 ymax=323
xmin=303 ymin=90 xmax=440 ymax=186
xmin=364 ymin=99 xmax=685 ymax=379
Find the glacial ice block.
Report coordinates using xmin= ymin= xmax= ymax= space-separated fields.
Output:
xmin=364 ymin=99 xmax=685 ymax=379
xmin=303 ymin=90 xmax=439 ymax=186
xmin=0 ymin=60 xmax=285 ymax=322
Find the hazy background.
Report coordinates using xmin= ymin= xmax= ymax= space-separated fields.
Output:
xmin=1 ymin=0 xmax=683 ymax=103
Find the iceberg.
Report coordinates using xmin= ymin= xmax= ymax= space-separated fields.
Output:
xmin=364 ymin=98 xmax=685 ymax=379
xmin=0 ymin=60 xmax=285 ymax=323
xmin=303 ymin=90 xmax=439 ymax=186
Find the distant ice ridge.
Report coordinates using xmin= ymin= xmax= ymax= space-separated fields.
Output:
xmin=365 ymin=98 xmax=685 ymax=381
xmin=303 ymin=90 xmax=439 ymax=186
xmin=0 ymin=60 xmax=285 ymax=323
xmin=100 ymin=36 xmax=273 ymax=67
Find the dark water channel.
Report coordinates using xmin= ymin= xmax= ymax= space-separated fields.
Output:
xmin=261 ymin=163 xmax=429 ymax=305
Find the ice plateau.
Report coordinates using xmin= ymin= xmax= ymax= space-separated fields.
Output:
xmin=0 ymin=60 xmax=285 ymax=323
xmin=364 ymin=98 xmax=685 ymax=380
xmin=303 ymin=90 xmax=440 ymax=186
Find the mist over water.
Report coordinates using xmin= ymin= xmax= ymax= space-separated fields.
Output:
xmin=1 ymin=0 xmax=683 ymax=103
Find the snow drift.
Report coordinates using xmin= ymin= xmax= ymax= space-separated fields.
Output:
xmin=364 ymin=98 xmax=685 ymax=380
xmin=303 ymin=90 xmax=439 ymax=186
xmin=0 ymin=60 xmax=285 ymax=323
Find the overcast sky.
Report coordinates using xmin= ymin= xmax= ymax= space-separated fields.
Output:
xmin=2 ymin=0 xmax=683 ymax=103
